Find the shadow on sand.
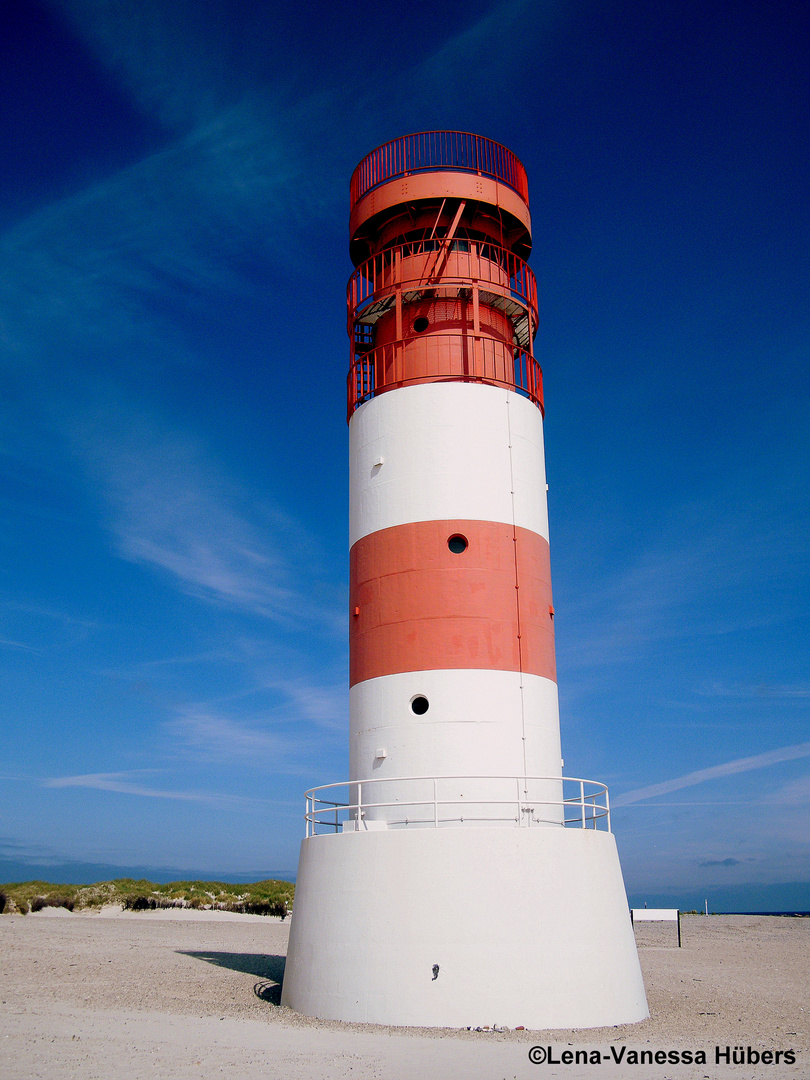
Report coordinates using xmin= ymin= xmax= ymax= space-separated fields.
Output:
xmin=179 ymin=951 xmax=286 ymax=1005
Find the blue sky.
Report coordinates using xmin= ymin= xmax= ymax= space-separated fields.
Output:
xmin=1 ymin=0 xmax=808 ymax=908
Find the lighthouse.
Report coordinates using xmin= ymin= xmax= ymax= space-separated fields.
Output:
xmin=281 ymin=132 xmax=648 ymax=1028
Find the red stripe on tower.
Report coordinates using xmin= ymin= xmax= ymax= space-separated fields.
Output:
xmin=350 ymin=520 xmax=556 ymax=685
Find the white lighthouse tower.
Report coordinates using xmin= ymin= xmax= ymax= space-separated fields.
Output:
xmin=282 ymin=132 xmax=648 ymax=1028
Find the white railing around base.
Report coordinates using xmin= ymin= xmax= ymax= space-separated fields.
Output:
xmin=303 ymin=775 xmax=610 ymax=837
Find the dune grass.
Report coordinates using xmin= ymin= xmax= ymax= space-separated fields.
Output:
xmin=0 ymin=878 xmax=294 ymax=916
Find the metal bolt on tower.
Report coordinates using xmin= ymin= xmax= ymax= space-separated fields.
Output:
xmin=282 ymin=133 xmax=648 ymax=1029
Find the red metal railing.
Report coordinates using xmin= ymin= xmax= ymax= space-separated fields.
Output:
xmin=347 ymin=336 xmax=543 ymax=421
xmin=350 ymin=132 xmax=529 ymax=209
xmin=347 ymin=239 xmax=538 ymax=337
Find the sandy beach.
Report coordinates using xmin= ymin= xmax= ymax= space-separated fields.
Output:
xmin=0 ymin=909 xmax=806 ymax=1079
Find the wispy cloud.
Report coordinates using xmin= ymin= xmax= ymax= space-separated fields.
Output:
xmin=250 ymin=675 xmax=348 ymax=731
xmin=558 ymin=486 xmax=810 ymax=676
xmin=0 ymin=836 xmax=62 ymax=860
xmin=0 ymin=638 xmax=39 ymax=652
xmin=67 ymin=410 xmax=342 ymax=630
xmin=389 ymin=0 xmax=564 ymax=127
xmin=0 ymin=103 xmax=304 ymax=371
xmin=44 ymin=770 xmax=227 ymax=803
xmin=53 ymin=0 xmax=238 ymax=133
xmin=52 ymin=0 xmax=304 ymax=135
xmin=42 ymin=769 xmax=287 ymax=808
xmin=171 ymin=709 xmax=291 ymax=760
xmin=1 ymin=0 xmax=335 ymax=385
xmin=698 ymin=682 xmax=810 ymax=699
xmin=612 ymin=741 xmax=810 ymax=807
xmin=762 ymin=774 xmax=810 ymax=806
xmin=0 ymin=602 xmax=103 ymax=654
xmin=170 ymin=680 xmax=346 ymax=764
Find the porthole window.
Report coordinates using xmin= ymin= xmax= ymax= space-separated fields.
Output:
xmin=413 ymin=316 xmax=429 ymax=333
xmin=411 ymin=695 xmax=429 ymax=715
xmin=447 ymin=534 xmax=468 ymax=554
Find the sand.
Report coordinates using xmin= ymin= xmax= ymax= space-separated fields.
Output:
xmin=0 ymin=910 xmax=806 ymax=1079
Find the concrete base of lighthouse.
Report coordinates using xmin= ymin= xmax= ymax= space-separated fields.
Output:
xmin=281 ymin=826 xmax=648 ymax=1029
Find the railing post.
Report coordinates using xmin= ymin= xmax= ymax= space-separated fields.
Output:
xmin=306 ymin=793 xmax=311 ymax=838
xmin=393 ymin=336 xmax=403 ymax=386
xmin=580 ymin=780 xmax=586 ymax=829
xmin=395 ymin=248 xmax=402 ymax=341
xmin=471 ymin=242 xmax=480 ymax=338
xmin=605 ymin=785 xmax=611 ymax=833
xmin=356 ymin=781 xmax=362 ymax=827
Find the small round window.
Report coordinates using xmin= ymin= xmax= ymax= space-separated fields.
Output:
xmin=447 ymin=534 xmax=468 ymax=554
xmin=413 ymin=316 xmax=429 ymax=333
xmin=411 ymin=695 xmax=429 ymax=715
